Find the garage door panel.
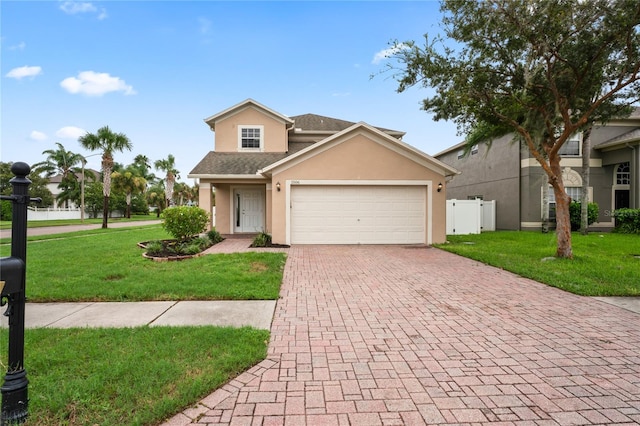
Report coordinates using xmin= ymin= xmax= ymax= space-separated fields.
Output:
xmin=291 ymin=185 xmax=426 ymax=244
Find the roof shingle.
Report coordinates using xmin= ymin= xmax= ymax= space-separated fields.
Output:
xmin=189 ymin=152 xmax=289 ymax=176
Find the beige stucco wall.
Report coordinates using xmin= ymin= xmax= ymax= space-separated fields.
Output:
xmin=211 ymin=184 xmax=231 ymax=233
xmin=213 ymin=108 xmax=288 ymax=153
xmin=198 ymin=183 xmax=214 ymax=231
xmin=269 ymin=133 xmax=448 ymax=245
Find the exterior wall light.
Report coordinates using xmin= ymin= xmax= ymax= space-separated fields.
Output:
xmin=276 ymin=182 xmax=281 ymax=192
xmin=437 ymin=182 xmax=443 ymax=192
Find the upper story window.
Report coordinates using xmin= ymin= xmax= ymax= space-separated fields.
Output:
xmin=457 ymin=149 xmax=464 ymax=159
xmin=239 ymin=125 xmax=263 ymax=151
xmin=471 ymin=144 xmax=479 ymax=155
xmin=616 ymin=162 xmax=630 ymax=185
xmin=558 ymin=133 xmax=581 ymax=156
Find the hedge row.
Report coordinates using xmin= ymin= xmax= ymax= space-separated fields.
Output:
xmin=612 ymin=208 xmax=640 ymax=234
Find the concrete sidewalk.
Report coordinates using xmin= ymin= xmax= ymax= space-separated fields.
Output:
xmin=0 ymin=300 xmax=276 ymax=330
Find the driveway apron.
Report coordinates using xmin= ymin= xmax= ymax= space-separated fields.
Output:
xmin=165 ymin=245 xmax=640 ymax=425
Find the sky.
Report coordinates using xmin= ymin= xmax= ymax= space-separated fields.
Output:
xmin=1 ymin=0 xmax=460 ymax=183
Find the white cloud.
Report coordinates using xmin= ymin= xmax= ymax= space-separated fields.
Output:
xmin=56 ymin=126 xmax=87 ymax=139
xmin=9 ymin=42 xmax=26 ymax=51
xmin=6 ymin=65 xmax=43 ymax=80
xmin=30 ymin=131 xmax=48 ymax=141
xmin=331 ymin=92 xmax=351 ymax=97
xmin=372 ymin=43 xmax=409 ymax=64
xmin=60 ymin=71 xmax=136 ymax=96
xmin=59 ymin=1 xmax=107 ymax=19
xmin=59 ymin=1 xmax=95 ymax=14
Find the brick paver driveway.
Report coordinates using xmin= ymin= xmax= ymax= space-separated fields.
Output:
xmin=166 ymin=245 xmax=640 ymax=425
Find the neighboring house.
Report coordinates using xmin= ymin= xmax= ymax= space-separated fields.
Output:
xmin=46 ymin=169 xmax=99 ymax=208
xmin=434 ymin=108 xmax=640 ymax=231
xmin=189 ymin=99 xmax=458 ymax=245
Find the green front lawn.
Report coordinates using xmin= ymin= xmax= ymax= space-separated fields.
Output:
xmin=1 ymin=326 xmax=269 ymax=426
xmin=2 ymin=225 xmax=286 ymax=302
xmin=437 ymin=231 xmax=640 ymax=296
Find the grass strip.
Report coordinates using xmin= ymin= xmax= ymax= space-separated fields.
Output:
xmin=1 ymin=326 xmax=269 ymax=426
xmin=438 ymin=231 xmax=640 ymax=296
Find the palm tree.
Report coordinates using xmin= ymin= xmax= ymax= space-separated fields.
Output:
xmin=173 ymin=182 xmax=194 ymax=206
xmin=78 ymin=126 xmax=132 ymax=228
xmin=132 ymin=154 xmax=157 ymax=184
xmin=154 ymin=155 xmax=179 ymax=208
xmin=55 ymin=179 xmax=80 ymax=208
xmin=188 ymin=183 xmax=199 ymax=206
xmin=111 ymin=167 xmax=147 ymax=218
xmin=32 ymin=142 xmax=84 ymax=208
xmin=147 ymin=180 xmax=166 ymax=217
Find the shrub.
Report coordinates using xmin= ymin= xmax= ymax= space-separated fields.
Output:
xmin=161 ymin=206 xmax=210 ymax=241
xmin=612 ymin=208 xmax=640 ymax=234
xmin=167 ymin=242 xmax=187 ymax=255
xmin=206 ymin=229 xmax=224 ymax=244
xmin=251 ymin=231 xmax=272 ymax=248
xmin=569 ymin=201 xmax=599 ymax=231
xmin=145 ymin=240 xmax=164 ymax=256
xmin=192 ymin=236 xmax=211 ymax=250
xmin=184 ymin=242 xmax=204 ymax=255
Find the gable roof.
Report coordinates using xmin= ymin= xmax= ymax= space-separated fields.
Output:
xmin=48 ymin=169 xmax=99 ymax=183
xmin=436 ymin=107 xmax=640 ymax=157
xmin=188 ymin=142 xmax=317 ymax=178
xmin=204 ymin=99 xmax=295 ymax=131
xmin=189 ymin=152 xmax=287 ymax=178
xmin=259 ymin=122 xmax=459 ymax=177
xmin=290 ymin=113 xmax=405 ymax=138
xmin=594 ymin=128 xmax=640 ymax=150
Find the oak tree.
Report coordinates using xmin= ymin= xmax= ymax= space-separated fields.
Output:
xmin=386 ymin=0 xmax=640 ymax=258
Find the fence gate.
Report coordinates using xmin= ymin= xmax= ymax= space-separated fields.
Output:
xmin=446 ymin=199 xmax=496 ymax=235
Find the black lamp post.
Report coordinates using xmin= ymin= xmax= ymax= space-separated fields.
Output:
xmin=0 ymin=162 xmax=39 ymax=424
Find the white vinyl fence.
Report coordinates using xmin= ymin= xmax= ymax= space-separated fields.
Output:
xmin=27 ymin=207 xmax=123 ymax=221
xmin=446 ymin=199 xmax=496 ymax=235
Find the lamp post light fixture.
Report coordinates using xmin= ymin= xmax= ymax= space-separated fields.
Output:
xmin=437 ymin=182 xmax=443 ymax=192
xmin=276 ymin=182 xmax=281 ymax=192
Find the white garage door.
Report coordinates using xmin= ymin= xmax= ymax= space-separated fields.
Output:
xmin=291 ymin=185 xmax=426 ymax=244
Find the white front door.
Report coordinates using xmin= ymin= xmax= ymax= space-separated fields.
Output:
xmin=234 ymin=188 xmax=264 ymax=233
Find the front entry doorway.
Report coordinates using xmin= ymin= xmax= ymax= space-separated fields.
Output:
xmin=615 ymin=189 xmax=630 ymax=210
xmin=234 ymin=188 xmax=265 ymax=233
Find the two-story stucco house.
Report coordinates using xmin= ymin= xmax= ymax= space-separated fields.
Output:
xmin=434 ymin=108 xmax=640 ymax=231
xmin=46 ymin=169 xmax=99 ymax=208
xmin=188 ymin=99 xmax=458 ymax=245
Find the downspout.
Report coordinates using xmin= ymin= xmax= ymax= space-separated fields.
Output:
xmin=519 ymin=142 xmax=523 ymax=231
xmin=626 ymin=142 xmax=639 ymax=209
